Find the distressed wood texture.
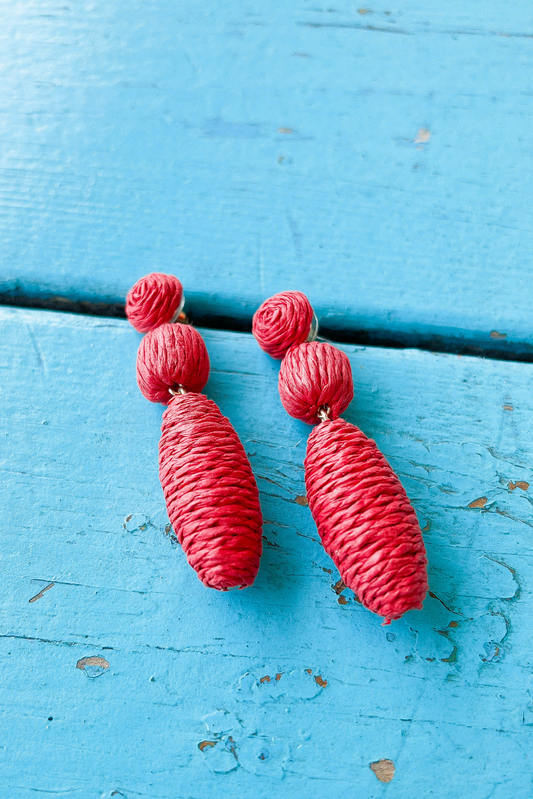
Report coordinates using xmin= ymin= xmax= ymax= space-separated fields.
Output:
xmin=1 ymin=1 xmax=533 ymax=356
xmin=1 ymin=306 xmax=533 ymax=797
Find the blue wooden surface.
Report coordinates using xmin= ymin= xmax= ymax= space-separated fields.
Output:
xmin=1 ymin=306 xmax=533 ymax=796
xmin=1 ymin=1 xmax=533 ymax=355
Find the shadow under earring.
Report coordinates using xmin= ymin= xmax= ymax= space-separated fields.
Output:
xmin=253 ymin=291 xmax=428 ymax=624
xmin=126 ymin=273 xmax=263 ymax=590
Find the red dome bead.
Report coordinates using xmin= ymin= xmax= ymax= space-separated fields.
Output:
xmin=252 ymin=291 xmax=315 ymax=359
xmin=278 ymin=341 xmax=354 ymax=424
xmin=126 ymin=273 xmax=183 ymax=333
xmin=136 ymin=323 xmax=210 ymax=404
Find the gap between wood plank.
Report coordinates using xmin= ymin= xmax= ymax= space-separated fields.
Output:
xmin=1 ymin=293 xmax=531 ymax=365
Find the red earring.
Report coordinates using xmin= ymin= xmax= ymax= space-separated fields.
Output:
xmin=253 ymin=291 xmax=428 ymax=624
xmin=126 ymin=273 xmax=263 ymax=590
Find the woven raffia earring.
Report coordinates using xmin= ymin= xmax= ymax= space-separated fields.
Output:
xmin=252 ymin=291 xmax=428 ymax=623
xmin=126 ymin=273 xmax=263 ymax=590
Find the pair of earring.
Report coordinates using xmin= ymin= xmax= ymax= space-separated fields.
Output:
xmin=126 ymin=274 xmax=428 ymax=624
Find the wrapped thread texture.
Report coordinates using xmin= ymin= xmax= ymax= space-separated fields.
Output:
xmin=279 ymin=341 xmax=353 ymax=425
xmin=126 ymin=272 xmax=183 ymax=333
xmin=305 ymin=418 xmax=428 ymax=622
xmin=252 ymin=289 xmax=428 ymax=622
xmin=252 ymin=291 xmax=314 ymax=359
xmin=130 ymin=272 xmax=263 ymax=590
xmin=136 ymin=323 xmax=210 ymax=404
xmin=160 ymin=394 xmax=263 ymax=590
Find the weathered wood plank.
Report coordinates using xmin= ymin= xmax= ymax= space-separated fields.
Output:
xmin=1 ymin=2 xmax=533 ymax=356
xmin=1 ymin=306 xmax=532 ymax=796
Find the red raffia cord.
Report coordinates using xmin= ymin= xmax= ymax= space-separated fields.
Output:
xmin=305 ymin=418 xmax=428 ymax=623
xmin=136 ymin=323 xmax=210 ymax=405
xmin=278 ymin=341 xmax=353 ymax=425
xmin=126 ymin=272 xmax=183 ymax=333
xmin=252 ymin=290 xmax=428 ymax=623
xmin=160 ymin=393 xmax=263 ymax=590
xmin=253 ymin=291 xmax=314 ymax=359
xmin=129 ymin=273 xmax=263 ymax=590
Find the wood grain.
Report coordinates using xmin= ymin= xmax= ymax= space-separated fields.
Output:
xmin=1 ymin=306 xmax=532 ymax=797
xmin=1 ymin=2 xmax=533 ymax=357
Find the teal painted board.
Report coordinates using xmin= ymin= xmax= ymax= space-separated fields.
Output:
xmin=1 ymin=2 xmax=533 ymax=356
xmin=1 ymin=306 xmax=533 ymax=796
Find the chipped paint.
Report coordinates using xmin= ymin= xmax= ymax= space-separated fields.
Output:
xmin=441 ymin=646 xmax=458 ymax=664
xmin=509 ymin=481 xmax=529 ymax=491
xmin=370 ymin=759 xmax=395 ymax=782
xmin=234 ymin=668 xmax=326 ymax=703
xmin=332 ymin=578 xmax=347 ymax=595
xmin=200 ymin=710 xmax=288 ymax=777
xmin=468 ymin=496 xmax=487 ymax=509
xmin=28 ymin=582 xmax=54 ymax=603
xmin=481 ymin=642 xmax=502 ymax=663
xmin=198 ymin=741 xmax=216 ymax=752
xmin=414 ymin=128 xmax=431 ymax=144
xmin=76 ymin=656 xmax=110 ymax=678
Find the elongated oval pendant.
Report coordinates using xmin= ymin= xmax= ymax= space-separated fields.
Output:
xmin=160 ymin=393 xmax=263 ymax=590
xmin=305 ymin=418 xmax=428 ymax=623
